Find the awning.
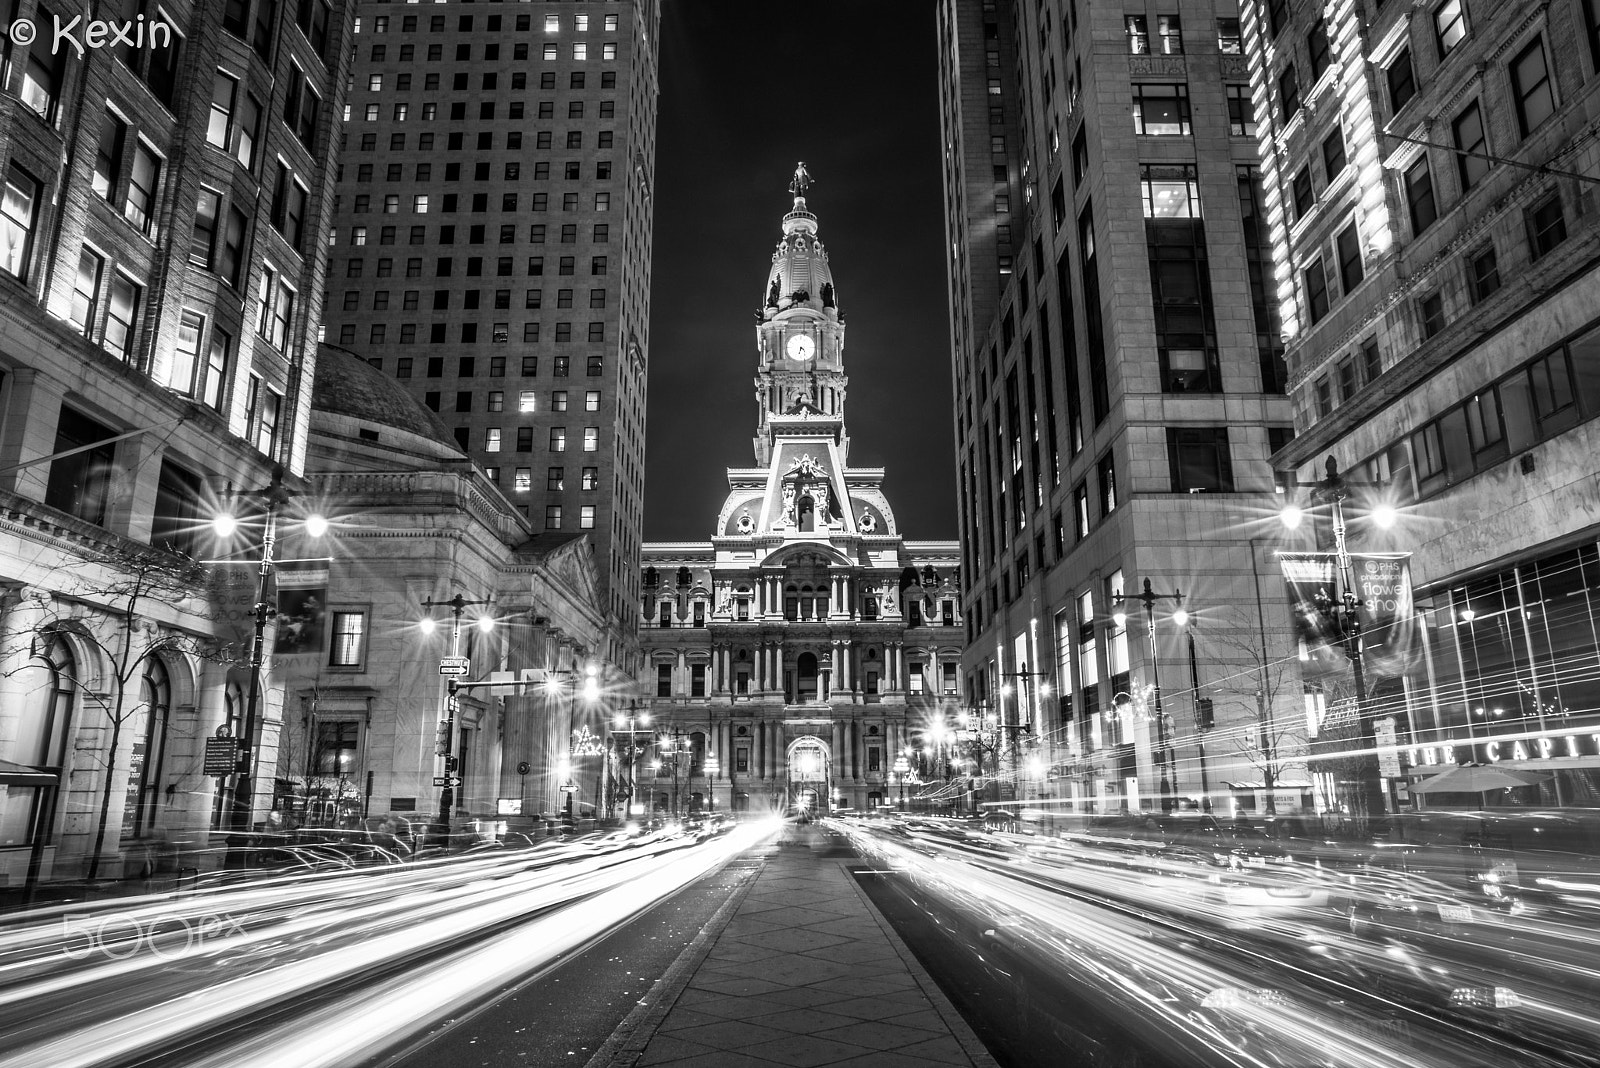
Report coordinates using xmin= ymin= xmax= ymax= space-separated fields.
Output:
xmin=0 ymin=759 xmax=57 ymax=787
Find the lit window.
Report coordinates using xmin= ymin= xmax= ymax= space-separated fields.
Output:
xmin=486 ymin=428 xmax=501 ymax=452
xmin=520 ymin=390 xmax=537 ymax=412
xmin=580 ymin=505 xmax=595 ymax=528
xmin=582 ymin=427 xmax=598 ymax=452
xmin=329 ymin=611 xmax=366 ymax=667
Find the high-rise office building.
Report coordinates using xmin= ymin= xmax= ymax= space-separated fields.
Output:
xmin=1250 ymin=0 xmax=1600 ymax=801
xmin=326 ymin=0 xmax=659 ymax=670
xmin=0 ymin=0 xmax=350 ymax=880
xmin=937 ymin=0 xmax=1310 ymax=817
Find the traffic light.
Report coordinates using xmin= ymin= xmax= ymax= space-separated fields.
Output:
xmin=1196 ymin=697 xmax=1215 ymax=731
xmin=434 ymin=720 xmax=451 ymax=756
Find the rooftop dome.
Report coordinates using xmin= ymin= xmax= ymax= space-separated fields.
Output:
xmin=762 ymin=162 xmax=839 ymax=319
xmin=311 ymin=344 xmax=461 ymax=448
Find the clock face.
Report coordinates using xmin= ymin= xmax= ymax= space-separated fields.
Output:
xmin=787 ymin=335 xmax=815 ymax=361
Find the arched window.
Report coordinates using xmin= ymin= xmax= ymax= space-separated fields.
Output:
xmin=124 ymin=658 xmax=172 ymax=838
xmin=690 ymin=730 xmax=706 ymax=777
xmin=11 ymin=635 xmax=76 ymax=767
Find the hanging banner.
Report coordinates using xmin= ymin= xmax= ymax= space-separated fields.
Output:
xmin=273 ymin=564 xmax=328 ymax=658
xmin=1351 ymin=554 xmax=1418 ymax=679
xmin=1281 ymin=552 xmax=1347 ymax=678
xmin=1281 ymin=552 xmax=1417 ymax=680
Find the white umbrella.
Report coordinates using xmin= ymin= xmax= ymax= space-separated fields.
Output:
xmin=1410 ymin=764 xmax=1550 ymax=794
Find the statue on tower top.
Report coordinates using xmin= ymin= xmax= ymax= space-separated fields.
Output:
xmin=789 ymin=161 xmax=813 ymax=198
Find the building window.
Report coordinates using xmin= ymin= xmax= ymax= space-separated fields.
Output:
xmin=1132 ymin=84 xmax=1191 ymax=135
xmin=1305 ymin=258 xmax=1330 ymax=324
xmin=104 ymin=273 xmax=141 ymax=360
xmin=1073 ymin=481 xmax=1090 ymax=539
xmin=580 ymin=505 xmax=595 ymax=529
xmin=1511 ymin=40 xmax=1556 ymax=138
xmin=45 ymin=407 xmax=117 ymax=526
xmin=1336 ymin=223 xmax=1364 ymax=294
xmin=1387 ymin=49 xmax=1416 ymax=112
xmin=1225 ymin=85 xmax=1255 ymax=137
xmin=169 ymin=310 xmax=204 ymax=396
xmin=1322 ymin=128 xmax=1347 ymax=182
xmin=1525 ymin=193 xmax=1567 ymax=259
xmin=1434 ymin=0 xmax=1466 ymax=57
xmin=583 ymin=427 xmax=598 ymax=451
xmin=1292 ymin=166 xmax=1314 ymax=219
xmin=18 ymin=6 xmax=70 ymax=118
xmin=1306 ymin=19 xmax=1331 ymax=81
xmin=1419 ymin=291 xmax=1446 ymax=338
xmin=550 ymin=428 xmax=567 ymax=452
xmin=1155 ymin=14 xmax=1183 ymax=54
xmin=1405 ymin=157 xmax=1437 ymax=234
xmin=1452 ymin=101 xmax=1489 ymax=190
xmin=1097 ymin=453 xmax=1117 ymax=516
xmin=545 ymin=505 xmax=562 ymax=529
xmin=329 ymin=611 xmax=366 ymax=667
xmin=1126 ymin=14 xmax=1150 ymax=53
xmin=1278 ymin=64 xmax=1300 ymax=117
xmin=1167 ymin=428 xmax=1234 ymax=492
xmin=69 ymin=247 xmax=104 ymax=336
xmin=1466 ymin=244 xmax=1500 ymax=303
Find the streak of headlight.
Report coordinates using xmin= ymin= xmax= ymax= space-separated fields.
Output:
xmin=0 ymin=823 xmax=779 ymax=1068
xmin=172 ymin=822 xmax=783 ymax=1068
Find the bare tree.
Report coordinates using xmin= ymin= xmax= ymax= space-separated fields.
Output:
xmin=5 ymin=546 xmax=229 ymax=878
xmin=1190 ymin=607 xmax=1308 ymax=817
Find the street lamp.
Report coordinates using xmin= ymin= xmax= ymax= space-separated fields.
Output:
xmin=1175 ymin=609 xmax=1214 ymax=812
xmin=419 ymin=593 xmax=494 ymax=832
xmin=1113 ymin=578 xmax=1185 ymax=812
xmin=210 ymin=464 xmax=329 ymax=845
xmin=1281 ymin=455 xmax=1396 ymax=822
xmin=703 ymin=751 xmax=720 ymax=813
xmin=893 ymin=751 xmax=910 ymax=808
xmin=996 ymin=667 xmax=1052 ymax=796
xmin=610 ymin=704 xmax=652 ymax=821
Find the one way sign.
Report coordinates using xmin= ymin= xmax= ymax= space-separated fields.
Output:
xmin=432 ymin=776 xmax=462 ymax=788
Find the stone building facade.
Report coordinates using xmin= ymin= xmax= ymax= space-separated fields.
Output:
xmin=324 ymin=0 xmax=661 ymax=675
xmin=936 ymin=0 xmax=1311 ymax=817
xmin=269 ymin=346 xmax=613 ymax=835
xmin=1251 ymin=0 xmax=1600 ymax=806
xmin=0 ymin=0 xmax=350 ymax=882
xmin=635 ymin=175 xmax=963 ymax=817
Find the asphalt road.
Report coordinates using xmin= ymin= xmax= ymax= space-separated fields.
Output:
xmin=367 ymin=852 xmax=762 ymax=1068
xmin=855 ymin=868 xmax=1176 ymax=1068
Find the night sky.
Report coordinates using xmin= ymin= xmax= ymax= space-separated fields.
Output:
xmin=642 ymin=1 xmax=956 ymax=543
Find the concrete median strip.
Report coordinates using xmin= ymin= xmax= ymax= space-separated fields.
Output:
xmin=586 ymin=836 xmax=998 ymax=1068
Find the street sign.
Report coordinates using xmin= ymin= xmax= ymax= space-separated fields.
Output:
xmin=439 ymin=656 xmax=470 ymax=676
xmin=433 ymin=775 xmax=462 ymax=788
xmin=204 ymin=737 xmax=239 ymax=777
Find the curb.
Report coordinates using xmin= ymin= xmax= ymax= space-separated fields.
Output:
xmin=838 ymin=859 xmax=1002 ymax=1068
xmin=582 ymin=846 xmax=774 ymax=1068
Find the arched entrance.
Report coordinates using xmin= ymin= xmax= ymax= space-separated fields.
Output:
xmin=787 ymin=735 xmax=830 ymax=815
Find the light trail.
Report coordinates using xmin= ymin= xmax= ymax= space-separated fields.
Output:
xmin=0 ymin=821 xmax=780 ymax=1068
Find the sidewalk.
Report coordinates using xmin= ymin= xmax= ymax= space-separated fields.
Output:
xmin=587 ymin=826 xmax=998 ymax=1068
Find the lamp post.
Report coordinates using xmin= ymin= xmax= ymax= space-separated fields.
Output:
xmin=893 ymin=751 xmax=910 ymax=808
xmin=610 ymin=704 xmax=652 ymax=822
xmin=1281 ymin=455 xmax=1396 ymax=823
xmin=1179 ymin=620 xmax=1213 ymax=812
xmin=211 ymin=464 xmax=329 ymax=845
xmin=997 ymin=667 xmax=1052 ymax=797
xmin=1114 ymin=579 xmax=1185 ymax=812
xmin=419 ymin=593 xmax=495 ymax=832
xmin=703 ymin=751 xmax=720 ymax=813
